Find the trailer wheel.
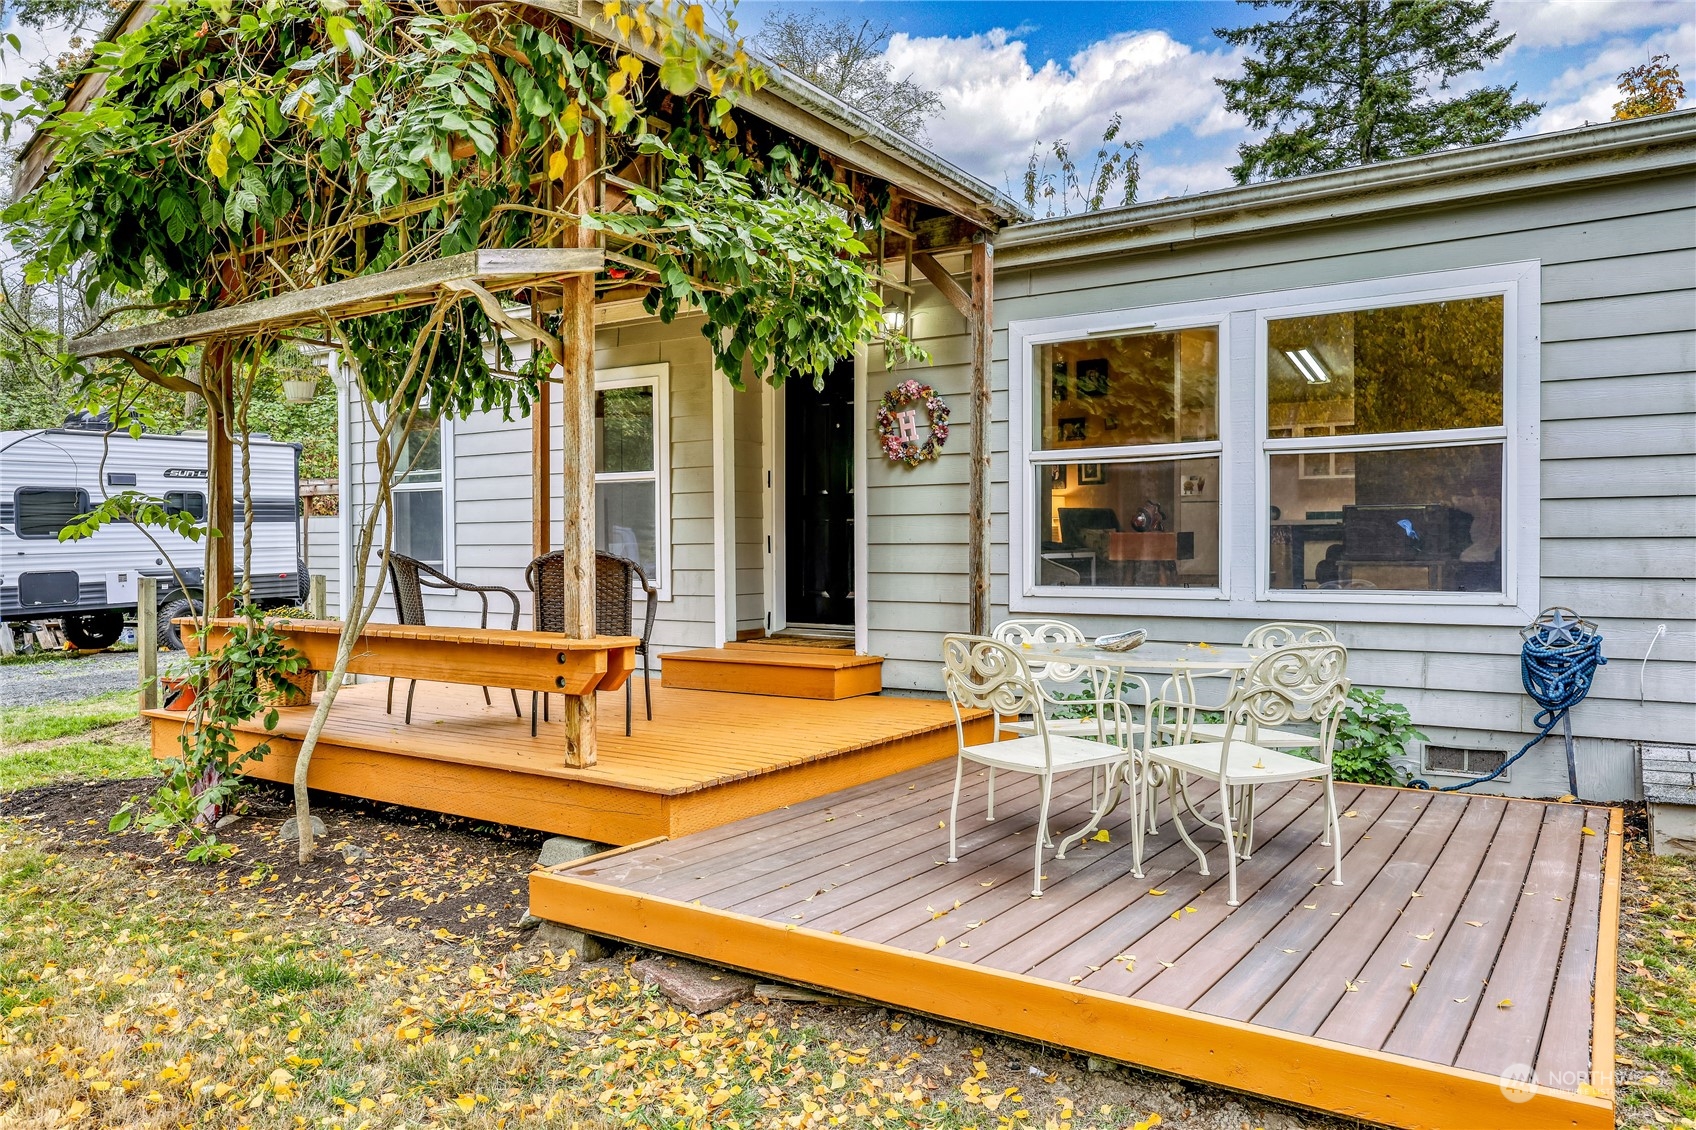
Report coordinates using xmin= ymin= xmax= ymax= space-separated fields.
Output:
xmin=158 ymin=595 xmax=204 ymax=650
xmin=63 ymin=611 xmax=125 ymax=651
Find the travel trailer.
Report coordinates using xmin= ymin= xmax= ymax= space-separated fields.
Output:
xmin=0 ymin=421 xmax=303 ymax=648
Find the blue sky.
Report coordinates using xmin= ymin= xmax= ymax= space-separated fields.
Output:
xmin=736 ymin=0 xmax=1696 ymax=208
xmin=2 ymin=2 xmax=1690 ymax=210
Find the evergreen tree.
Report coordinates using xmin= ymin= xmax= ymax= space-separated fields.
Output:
xmin=1215 ymin=0 xmax=1542 ymax=183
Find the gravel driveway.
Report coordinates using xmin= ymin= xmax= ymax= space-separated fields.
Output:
xmin=1 ymin=650 xmax=142 ymax=708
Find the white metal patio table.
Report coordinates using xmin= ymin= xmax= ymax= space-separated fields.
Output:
xmin=1014 ymin=640 xmax=1266 ymax=869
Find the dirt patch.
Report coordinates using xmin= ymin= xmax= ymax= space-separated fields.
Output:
xmin=0 ymin=716 xmax=150 ymax=756
xmin=3 ymin=776 xmax=546 ymax=943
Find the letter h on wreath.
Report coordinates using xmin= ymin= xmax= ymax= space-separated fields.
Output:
xmin=896 ymin=409 xmax=920 ymax=444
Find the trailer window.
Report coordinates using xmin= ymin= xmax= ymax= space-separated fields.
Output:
xmin=14 ymin=487 xmax=90 ymax=538
xmin=164 ymin=491 xmax=207 ymax=521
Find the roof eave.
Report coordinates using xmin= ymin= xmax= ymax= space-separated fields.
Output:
xmin=996 ymin=110 xmax=1696 ymax=266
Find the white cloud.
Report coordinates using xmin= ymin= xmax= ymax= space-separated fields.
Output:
xmin=0 ymin=19 xmax=81 ymax=85
xmin=1496 ymin=0 xmax=1690 ymax=50
xmin=881 ymin=27 xmax=1245 ymax=201
xmin=1531 ymin=20 xmax=1696 ymax=132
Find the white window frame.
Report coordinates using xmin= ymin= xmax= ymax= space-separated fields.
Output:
xmin=1009 ymin=261 xmax=1541 ymax=625
xmin=596 ymin=362 xmax=672 ymax=601
xmin=1009 ymin=300 xmax=1235 ymax=615
xmin=390 ymin=412 xmax=454 ymax=574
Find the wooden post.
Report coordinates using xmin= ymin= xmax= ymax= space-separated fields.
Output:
xmin=137 ymin=576 xmax=159 ymax=711
xmin=559 ymin=147 xmax=598 ymax=767
xmin=967 ymin=239 xmax=993 ymax=636
xmin=532 ymin=376 xmax=552 ymax=560
xmin=307 ymin=573 xmax=327 ymax=619
xmin=204 ymin=343 xmax=237 ymax=617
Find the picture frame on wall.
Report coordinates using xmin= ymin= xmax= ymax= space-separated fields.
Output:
xmin=1078 ymin=463 xmax=1107 ymax=486
xmin=1075 ymin=358 xmax=1109 ymax=398
xmin=1049 ymin=464 xmax=1068 ymax=488
xmin=1050 ymin=359 xmax=1069 ymax=401
xmin=1059 ymin=417 xmax=1087 ymax=442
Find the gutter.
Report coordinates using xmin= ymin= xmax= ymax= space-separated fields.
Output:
xmin=997 ymin=110 xmax=1696 ymax=267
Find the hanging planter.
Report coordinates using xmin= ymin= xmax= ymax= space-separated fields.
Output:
xmin=281 ymin=376 xmax=319 ymax=405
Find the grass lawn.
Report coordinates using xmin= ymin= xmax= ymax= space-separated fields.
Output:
xmin=1614 ymin=836 xmax=1696 ymax=1128
xmin=0 ymin=690 xmax=158 ymax=792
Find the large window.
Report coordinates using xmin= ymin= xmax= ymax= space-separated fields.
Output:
xmin=1010 ymin=262 xmax=1538 ymax=621
xmin=1264 ymin=295 xmax=1507 ymax=594
xmin=596 ymin=365 xmax=669 ymax=596
xmin=392 ymin=417 xmax=446 ymax=565
xmin=1028 ymin=326 xmax=1224 ymax=592
xmin=14 ymin=487 xmax=89 ymax=538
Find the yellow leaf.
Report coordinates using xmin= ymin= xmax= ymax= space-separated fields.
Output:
xmin=1581 ymin=826 xmax=1596 ymax=836
xmin=1497 ymin=998 xmax=1513 ymax=1009
xmin=1147 ymin=888 xmax=1166 ymax=896
xmin=1409 ymin=982 xmax=1419 ymax=995
xmin=935 ymin=936 xmax=947 ymax=949
xmin=1092 ymin=829 xmax=1110 ymax=843
xmin=1344 ymin=980 xmax=1359 ymax=992
xmin=684 ymin=4 xmax=706 ymax=35
xmin=454 ymin=1094 xmax=476 ymax=1113
xmin=1466 ymin=920 xmax=1484 ymax=927
xmin=1415 ymin=931 xmax=1434 ymax=940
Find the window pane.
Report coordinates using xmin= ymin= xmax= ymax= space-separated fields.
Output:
xmin=1036 ymin=327 xmax=1218 ymax=449
xmin=1267 ymin=295 xmax=1503 ymax=436
xmin=597 ymin=386 xmax=656 ymax=473
xmin=1035 ymin=457 xmax=1219 ymax=588
xmin=392 ymin=488 xmax=444 ymax=564
xmin=16 ymin=488 xmax=87 ymax=537
xmin=1268 ymin=443 xmax=1503 ymax=592
xmin=164 ymin=491 xmax=206 ymax=520
xmin=597 ymin=479 xmax=658 ymax=582
xmin=396 ymin=420 xmax=442 ymax=485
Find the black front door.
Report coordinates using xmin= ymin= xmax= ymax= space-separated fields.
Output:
xmin=786 ymin=358 xmax=856 ymax=627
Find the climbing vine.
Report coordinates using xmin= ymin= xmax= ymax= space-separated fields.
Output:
xmin=3 ymin=0 xmax=919 ymax=862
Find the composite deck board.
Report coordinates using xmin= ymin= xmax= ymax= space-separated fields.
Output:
xmin=1453 ymin=803 xmax=1589 ymax=1074
xmin=1312 ymin=797 xmax=1506 ymax=1050
xmin=1535 ymin=807 xmax=1610 ymax=1090
xmin=534 ymin=758 xmax=1617 ymax=1129
xmin=1049 ymin=783 xmax=1356 ymax=992
xmin=1379 ymin=801 xmax=1548 ymax=1065
xmin=1250 ymin=791 xmax=1468 ymax=1034
xmin=1147 ymin=787 xmax=1408 ymax=1013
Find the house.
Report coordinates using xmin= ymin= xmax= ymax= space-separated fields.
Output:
xmin=326 ymin=106 xmax=1696 ymax=803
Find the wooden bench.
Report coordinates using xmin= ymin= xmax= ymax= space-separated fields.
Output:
xmin=194 ymin=618 xmax=638 ymax=696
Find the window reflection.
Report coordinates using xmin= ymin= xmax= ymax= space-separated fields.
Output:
xmin=1037 ymin=458 xmax=1220 ymax=588
xmin=1268 ymin=444 xmax=1503 ymax=592
xmin=1036 ymin=327 xmax=1218 ymax=449
xmin=1267 ymin=296 xmax=1504 ymax=437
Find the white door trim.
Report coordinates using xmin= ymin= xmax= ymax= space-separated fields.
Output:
xmin=763 ymin=378 xmax=786 ymax=635
xmin=852 ymin=349 xmax=869 ymax=655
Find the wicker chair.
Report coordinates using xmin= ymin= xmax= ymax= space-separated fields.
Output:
xmin=525 ymin=550 xmax=657 ymax=737
xmin=384 ymin=553 xmax=523 ymax=724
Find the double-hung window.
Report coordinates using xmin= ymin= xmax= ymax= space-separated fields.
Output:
xmin=595 ymin=364 xmax=670 ymax=598
xmin=391 ymin=416 xmax=448 ymax=566
xmin=1011 ymin=261 xmax=1537 ymax=621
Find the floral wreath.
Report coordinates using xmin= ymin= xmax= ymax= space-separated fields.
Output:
xmin=876 ymin=379 xmax=950 ymax=467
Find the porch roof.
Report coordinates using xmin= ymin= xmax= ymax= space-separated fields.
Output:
xmin=68 ymin=247 xmax=602 ymax=358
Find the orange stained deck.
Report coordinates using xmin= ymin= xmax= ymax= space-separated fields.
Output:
xmin=143 ymin=681 xmax=987 ymax=845
xmin=531 ymin=761 xmax=1622 ymax=1130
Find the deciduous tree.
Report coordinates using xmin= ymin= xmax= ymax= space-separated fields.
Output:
xmin=1215 ymin=0 xmax=1541 ymax=183
xmin=1614 ymin=54 xmax=1685 ymax=120
xmin=754 ymin=9 xmax=942 ymax=140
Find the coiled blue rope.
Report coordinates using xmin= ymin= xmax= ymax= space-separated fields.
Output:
xmin=1414 ymin=609 xmax=1606 ymax=792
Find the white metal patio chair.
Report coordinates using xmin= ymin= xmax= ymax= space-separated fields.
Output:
xmin=941 ymin=635 xmax=1139 ymax=897
xmin=1144 ymin=642 xmax=1351 ymax=906
xmin=992 ymin=619 xmax=1151 ymax=813
xmin=1167 ymin=622 xmax=1338 ymax=751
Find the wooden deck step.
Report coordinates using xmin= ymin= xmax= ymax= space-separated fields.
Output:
xmin=660 ymin=645 xmax=883 ymax=699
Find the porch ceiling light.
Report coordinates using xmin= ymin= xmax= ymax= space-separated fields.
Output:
xmin=1284 ymin=347 xmax=1330 ymax=384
